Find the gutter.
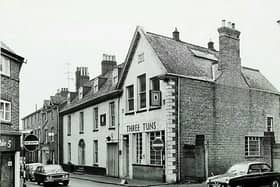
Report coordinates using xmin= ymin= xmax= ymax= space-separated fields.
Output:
xmin=60 ymin=90 xmax=122 ymax=115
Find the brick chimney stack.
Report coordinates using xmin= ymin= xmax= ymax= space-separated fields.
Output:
xmin=172 ymin=27 xmax=180 ymax=41
xmin=207 ymin=40 xmax=215 ymax=51
xmin=75 ymin=67 xmax=89 ymax=92
xmin=101 ymin=54 xmax=117 ymax=75
xmin=218 ymin=20 xmax=241 ymax=72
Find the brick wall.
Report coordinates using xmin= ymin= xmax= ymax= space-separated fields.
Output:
xmin=179 ymin=78 xmax=215 ymax=180
xmin=1 ymin=57 xmax=21 ymax=130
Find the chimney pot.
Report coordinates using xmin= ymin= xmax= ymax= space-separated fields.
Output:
xmin=208 ymin=41 xmax=215 ymax=51
xmin=222 ymin=20 xmax=226 ymax=27
xmin=172 ymin=27 xmax=180 ymax=41
xmin=232 ymin=23 xmax=235 ymax=29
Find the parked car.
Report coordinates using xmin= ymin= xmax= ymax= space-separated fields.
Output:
xmin=207 ymin=161 xmax=280 ymax=187
xmin=34 ymin=164 xmax=69 ymax=186
xmin=26 ymin=163 xmax=42 ymax=181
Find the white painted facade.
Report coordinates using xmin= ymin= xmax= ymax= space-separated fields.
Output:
xmin=63 ymin=97 xmax=120 ymax=175
xmin=118 ymin=28 xmax=177 ymax=182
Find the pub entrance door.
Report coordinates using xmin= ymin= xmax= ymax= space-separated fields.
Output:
xmin=0 ymin=152 xmax=14 ymax=187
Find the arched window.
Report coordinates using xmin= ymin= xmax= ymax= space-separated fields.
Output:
xmin=78 ymin=139 xmax=85 ymax=165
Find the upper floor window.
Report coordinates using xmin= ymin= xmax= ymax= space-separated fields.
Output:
xmin=67 ymin=115 xmax=71 ymax=136
xmin=138 ymin=74 xmax=146 ymax=109
xmin=267 ymin=116 xmax=273 ymax=132
xmin=50 ymin=127 xmax=55 ymax=142
xmin=138 ymin=53 xmax=144 ymax=63
xmin=126 ymin=85 xmax=134 ymax=112
xmin=45 ymin=129 xmax=48 ymax=143
xmin=0 ymin=55 xmax=10 ymax=76
xmin=79 ymin=112 xmax=84 ymax=134
xmin=109 ymin=102 xmax=115 ymax=128
xmin=0 ymin=100 xmax=11 ymax=122
xmin=150 ymin=77 xmax=161 ymax=107
xmin=150 ymin=77 xmax=160 ymax=91
xmin=93 ymin=107 xmax=98 ymax=130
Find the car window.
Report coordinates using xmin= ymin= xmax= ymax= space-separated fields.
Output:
xmin=227 ymin=163 xmax=248 ymax=174
xmin=248 ymin=164 xmax=271 ymax=174
xmin=44 ymin=165 xmax=64 ymax=173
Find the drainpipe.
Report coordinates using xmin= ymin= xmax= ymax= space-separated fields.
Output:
xmin=177 ymin=77 xmax=181 ymax=182
xmin=118 ymin=97 xmax=120 ymax=177
xmin=56 ymin=106 xmax=59 ymax=164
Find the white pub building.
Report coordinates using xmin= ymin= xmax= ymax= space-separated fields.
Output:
xmin=118 ymin=27 xmax=178 ymax=183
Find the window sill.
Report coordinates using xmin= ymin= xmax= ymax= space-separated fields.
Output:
xmin=245 ymin=155 xmax=263 ymax=159
xmin=0 ymin=121 xmax=12 ymax=125
xmin=149 ymin=106 xmax=161 ymax=111
xmin=132 ymin=163 xmax=164 ymax=168
xmin=136 ymin=109 xmax=147 ymax=114
xmin=108 ymin=127 xmax=116 ymax=130
xmin=125 ymin=111 xmax=135 ymax=115
xmin=0 ymin=73 xmax=10 ymax=78
xmin=93 ymin=129 xmax=99 ymax=132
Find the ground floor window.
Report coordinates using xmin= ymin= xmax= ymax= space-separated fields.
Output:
xmin=149 ymin=131 xmax=165 ymax=165
xmin=135 ymin=133 xmax=142 ymax=164
xmin=245 ymin=136 xmax=261 ymax=157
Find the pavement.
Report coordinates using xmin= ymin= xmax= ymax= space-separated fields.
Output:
xmin=70 ymin=173 xmax=206 ymax=187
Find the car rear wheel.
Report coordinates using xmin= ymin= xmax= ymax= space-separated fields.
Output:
xmin=63 ymin=181 xmax=69 ymax=186
xmin=272 ymin=180 xmax=280 ymax=187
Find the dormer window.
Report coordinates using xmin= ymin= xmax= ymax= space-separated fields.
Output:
xmin=79 ymin=87 xmax=83 ymax=99
xmin=0 ymin=55 xmax=11 ymax=76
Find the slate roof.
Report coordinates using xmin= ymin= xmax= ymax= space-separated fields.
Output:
xmin=144 ymin=31 xmax=279 ymax=94
xmin=60 ymin=67 xmax=122 ymax=113
xmin=1 ymin=41 xmax=14 ymax=52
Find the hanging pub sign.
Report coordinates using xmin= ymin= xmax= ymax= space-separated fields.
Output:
xmin=23 ymin=134 xmax=39 ymax=152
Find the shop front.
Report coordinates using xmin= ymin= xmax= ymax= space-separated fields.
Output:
xmin=121 ymin=120 xmax=166 ymax=182
xmin=0 ymin=135 xmax=20 ymax=187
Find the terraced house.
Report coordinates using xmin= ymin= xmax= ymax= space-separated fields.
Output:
xmin=0 ymin=42 xmax=25 ymax=187
xmin=60 ymin=55 xmax=123 ymax=177
xmin=117 ymin=21 xmax=280 ymax=183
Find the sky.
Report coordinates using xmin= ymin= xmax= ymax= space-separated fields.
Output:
xmin=1 ymin=0 xmax=280 ymax=119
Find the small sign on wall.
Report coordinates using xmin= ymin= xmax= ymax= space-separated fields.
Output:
xmin=8 ymin=161 xmax=12 ymax=167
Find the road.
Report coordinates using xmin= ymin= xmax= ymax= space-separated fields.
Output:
xmin=24 ymin=178 xmax=207 ymax=187
xmin=25 ymin=178 xmax=119 ymax=187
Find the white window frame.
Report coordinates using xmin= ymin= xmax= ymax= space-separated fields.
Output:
xmin=79 ymin=112 xmax=84 ymax=133
xmin=245 ymin=136 xmax=261 ymax=157
xmin=93 ymin=107 xmax=98 ymax=130
xmin=126 ymin=85 xmax=134 ymax=112
xmin=137 ymin=74 xmax=146 ymax=110
xmin=67 ymin=115 xmax=71 ymax=136
xmin=0 ymin=55 xmax=11 ymax=76
xmin=93 ymin=140 xmax=98 ymax=164
xmin=135 ymin=133 xmax=143 ymax=164
xmin=68 ymin=142 xmax=71 ymax=162
xmin=149 ymin=131 xmax=165 ymax=166
xmin=109 ymin=102 xmax=115 ymax=128
xmin=0 ymin=100 xmax=11 ymax=122
xmin=266 ymin=116 xmax=273 ymax=132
